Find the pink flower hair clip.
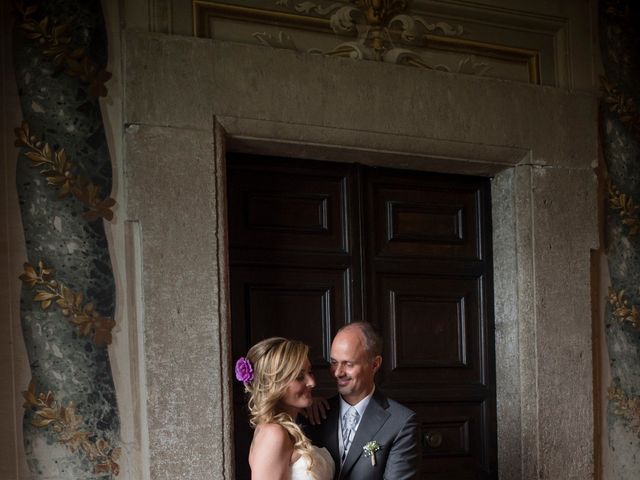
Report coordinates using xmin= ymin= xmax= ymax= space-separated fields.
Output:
xmin=235 ymin=357 xmax=254 ymax=385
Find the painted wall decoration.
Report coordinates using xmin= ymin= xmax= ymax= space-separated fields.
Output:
xmin=600 ymin=0 xmax=640 ymax=477
xmin=11 ymin=0 xmax=120 ymax=477
xmin=193 ymin=0 xmax=545 ymax=84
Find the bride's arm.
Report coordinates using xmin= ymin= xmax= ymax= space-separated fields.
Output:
xmin=249 ymin=423 xmax=293 ymax=480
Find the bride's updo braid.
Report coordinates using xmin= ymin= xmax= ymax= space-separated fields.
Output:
xmin=244 ymin=337 xmax=315 ymax=472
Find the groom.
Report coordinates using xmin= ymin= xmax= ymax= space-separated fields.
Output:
xmin=307 ymin=322 xmax=421 ymax=480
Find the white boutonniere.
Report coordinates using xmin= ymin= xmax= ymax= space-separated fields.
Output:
xmin=363 ymin=440 xmax=381 ymax=466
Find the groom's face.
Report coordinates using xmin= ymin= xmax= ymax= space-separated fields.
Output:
xmin=330 ymin=328 xmax=381 ymax=405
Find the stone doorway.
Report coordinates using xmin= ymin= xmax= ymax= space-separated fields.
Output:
xmin=123 ymin=31 xmax=597 ymax=479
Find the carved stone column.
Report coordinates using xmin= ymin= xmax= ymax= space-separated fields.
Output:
xmin=12 ymin=0 xmax=120 ymax=477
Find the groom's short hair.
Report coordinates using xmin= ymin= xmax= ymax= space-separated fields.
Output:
xmin=338 ymin=322 xmax=383 ymax=360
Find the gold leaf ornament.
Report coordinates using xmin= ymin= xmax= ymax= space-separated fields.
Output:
xmin=19 ymin=262 xmax=39 ymax=288
xmin=21 ymin=380 xmax=121 ymax=475
xmin=14 ymin=121 xmax=116 ymax=221
xmin=22 ymin=380 xmax=38 ymax=408
xmin=608 ymin=180 xmax=640 ymax=236
xmin=19 ymin=261 xmax=116 ymax=347
xmin=32 ymin=416 xmax=56 ymax=428
xmin=33 ymin=290 xmax=58 ymax=310
xmin=607 ymin=287 xmax=640 ymax=329
xmin=601 ymin=76 xmax=640 ymax=137
xmin=15 ymin=1 xmax=111 ymax=97
xmin=608 ymin=385 xmax=640 ymax=436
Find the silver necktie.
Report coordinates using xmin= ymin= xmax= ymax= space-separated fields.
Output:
xmin=341 ymin=406 xmax=360 ymax=462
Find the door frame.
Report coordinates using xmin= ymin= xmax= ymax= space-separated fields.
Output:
xmin=123 ymin=32 xmax=598 ymax=479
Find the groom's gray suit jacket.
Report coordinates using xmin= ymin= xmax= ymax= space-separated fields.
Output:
xmin=306 ymin=390 xmax=421 ymax=480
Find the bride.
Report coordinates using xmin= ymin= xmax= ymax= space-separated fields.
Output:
xmin=236 ymin=337 xmax=335 ymax=480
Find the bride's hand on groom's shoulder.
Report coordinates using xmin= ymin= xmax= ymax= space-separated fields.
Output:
xmin=301 ymin=396 xmax=330 ymax=425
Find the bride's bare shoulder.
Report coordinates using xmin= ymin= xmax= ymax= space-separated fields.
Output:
xmin=252 ymin=423 xmax=291 ymax=451
xmin=250 ymin=423 xmax=294 ymax=478
xmin=254 ymin=422 xmax=288 ymax=436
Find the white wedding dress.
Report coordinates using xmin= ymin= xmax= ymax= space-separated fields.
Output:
xmin=290 ymin=445 xmax=335 ymax=480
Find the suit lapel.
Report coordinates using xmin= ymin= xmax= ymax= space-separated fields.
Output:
xmin=339 ymin=392 xmax=390 ymax=479
xmin=324 ymin=397 xmax=341 ymax=473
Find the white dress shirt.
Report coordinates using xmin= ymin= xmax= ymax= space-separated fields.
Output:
xmin=338 ymin=389 xmax=374 ymax=460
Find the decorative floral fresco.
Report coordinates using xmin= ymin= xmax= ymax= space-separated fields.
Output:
xmin=261 ymin=0 xmax=468 ymax=69
xmin=600 ymin=0 xmax=640 ymax=476
xmin=11 ymin=0 xmax=120 ymax=477
xmin=193 ymin=0 xmax=542 ymax=84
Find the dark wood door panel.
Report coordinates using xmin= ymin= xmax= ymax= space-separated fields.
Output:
xmin=230 ymin=263 xmax=353 ymax=479
xmin=227 ymin=155 xmax=497 ymax=479
xmin=407 ymin=401 xmax=496 ymax=479
xmin=366 ymin=170 xmax=487 ymax=261
xmin=375 ymin=273 xmax=486 ymax=386
xmin=227 ymin=156 xmax=353 ymax=254
xmin=231 ymin=265 xmax=351 ymax=392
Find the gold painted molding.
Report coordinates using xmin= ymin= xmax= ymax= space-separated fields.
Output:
xmin=193 ymin=0 xmax=540 ymax=84
xmin=193 ymin=0 xmax=331 ymax=34
xmin=422 ymin=34 xmax=540 ymax=85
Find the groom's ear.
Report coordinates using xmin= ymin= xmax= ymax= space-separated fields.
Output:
xmin=372 ymin=355 xmax=382 ymax=374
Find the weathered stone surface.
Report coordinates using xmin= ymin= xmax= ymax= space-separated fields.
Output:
xmin=532 ymin=167 xmax=597 ymax=479
xmin=125 ymin=31 xmax=597 ymax=171
xmin=492 ymin=168 xmax=522 ymax=480
xmin=125 ymin=124 xmax=226 ymax=479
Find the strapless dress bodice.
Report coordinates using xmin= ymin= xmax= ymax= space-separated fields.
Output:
xmin=290 ymin=445 xmax=335 ymax=480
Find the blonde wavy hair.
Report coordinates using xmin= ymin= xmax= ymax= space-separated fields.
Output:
xmin=245 ymin=337 xmax=315 ymax=473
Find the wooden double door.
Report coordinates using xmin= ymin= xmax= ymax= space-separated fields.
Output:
xmin=227 ymin=153 xmax=497 ymax=479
